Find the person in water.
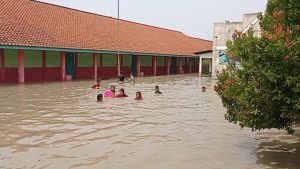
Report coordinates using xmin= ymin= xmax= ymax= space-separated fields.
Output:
xmin=118 ymin=71 xmax=127 ymax=82
xmin=128 ymin=73 xmax=135 ymax=85
xmin=92 ymin=79 xmax=101 ymax=89
xmin=110 ymin=85 xmax=116 ymax=96
xmin=134 ymin=91 xmax=143 ymax=100
xmin=202 ymin=86 xmax=206 ymax=92
xmin=155 ymin=86 xmax=162 ymax=94
xmin=116 ymin=88 xmax=128 ymax=98
xmin=97 ymin=94 xmax=103 ymax=102
xmin=103 ymin=85 xmax=116 ymax=98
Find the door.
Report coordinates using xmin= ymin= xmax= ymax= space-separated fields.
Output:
xmin=65 ymin=52 xmax=75 ymax=78
xmin=131 ymin=55 xmax=137 ymax=76
xmin=170 ymin=57 xmax=177 ymax=74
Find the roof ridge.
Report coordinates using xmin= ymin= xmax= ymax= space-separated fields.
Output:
xmin=33 ymin=0 xmax=182 ymax=34
xmin=189 ymin=36 xmax=212 ymax=42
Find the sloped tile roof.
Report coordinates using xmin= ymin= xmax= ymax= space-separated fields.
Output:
xmin=0 ymin=0 xmax=212 ymax=56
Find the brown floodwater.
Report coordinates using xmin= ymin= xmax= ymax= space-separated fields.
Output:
xmin=0 ymin=75 xmax=299 ymax=169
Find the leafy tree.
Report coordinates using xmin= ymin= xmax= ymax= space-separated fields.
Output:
xmin=215 ymin=0 xmax=300 ymax=134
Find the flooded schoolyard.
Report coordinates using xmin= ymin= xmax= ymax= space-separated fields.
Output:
xmin=0 ymin=75 xmax=299 ymax=169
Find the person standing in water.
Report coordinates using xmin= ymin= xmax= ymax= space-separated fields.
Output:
xmin=202 ymin=86 xmax=206 ymax=92
xmin=118 ymin=71 xmax=127 ymax=83
xmin=92 ymin=79 xmax=101 ymax=89
xmin=128 ymin=73 xmax=135 ymax=85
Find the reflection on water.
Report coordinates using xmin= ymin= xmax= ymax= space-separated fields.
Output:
xmin=0 ymin=75 xmax=299 ymax=169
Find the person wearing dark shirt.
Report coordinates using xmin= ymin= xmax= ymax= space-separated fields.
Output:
xmin=118 ymin=71 xmax=127 ymax=82
xmin=155 ymin=86 xmax=162 ymax=94
xmin=116 ymin=88 xmax=128 ymax=98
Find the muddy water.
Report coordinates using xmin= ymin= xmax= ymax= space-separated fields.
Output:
xmin=0 ymin=75 xmax=299 ymax=169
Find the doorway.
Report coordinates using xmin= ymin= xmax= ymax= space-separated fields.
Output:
xmin=65 ymin=52 xmax=75 ymax=79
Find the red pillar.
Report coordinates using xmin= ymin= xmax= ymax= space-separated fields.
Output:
xmin=60 ymin=51 xmax=66 ymax=81
xmin=42 ymin=51 xmax=46 ymax=81
xmin=93 ymin=53 xmax=97 ymax=80
xmin=152 ymin=56 xmax=157 ymax=76
xmin=18 ymin=49 xmax=25 ymax=83
xmin=136 ymin=55 xmax=141 ymax=77
xmin=117 ymin=54 xmax=121 ymax=76
xmin=189 ymin=58 xmax=193 ymax=73
xmin=0 ymin=49 xmax=5 ymax=82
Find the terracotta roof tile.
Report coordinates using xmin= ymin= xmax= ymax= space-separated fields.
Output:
xmin=0 ymin=0 xmax=212 ymax=56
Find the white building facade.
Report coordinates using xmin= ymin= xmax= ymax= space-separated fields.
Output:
xmin=212 ymin=13 xmax=262 ymax=75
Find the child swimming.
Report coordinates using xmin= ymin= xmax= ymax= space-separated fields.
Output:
xmin=134 ymin=91 xmax=143 ymax=100
xmin=92 ymin=79 xmax=101 ymax=89
xmin=155 ymin=86 xmax=162 ymax=94
xmin=116 ymin=88 xmax=128 ymax=98
xmin=97 ymin=94 xmax=103 ymax=102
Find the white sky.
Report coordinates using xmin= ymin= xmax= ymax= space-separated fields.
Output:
xmin=38 ymin=0 xmax=268 ymax=40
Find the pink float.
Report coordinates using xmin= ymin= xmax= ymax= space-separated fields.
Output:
xmin=103 ymin=90 xmax=113 ymax=97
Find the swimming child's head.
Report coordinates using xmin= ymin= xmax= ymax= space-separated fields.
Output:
xmin=96 ymin=79 xmax=101 ymax=84
xmin=97 ymin=94 xmax=103 ymax=101
xmin=110 ymin=85 xmax=116 ymax=92
xmin=119 ymin=88 xmax=125 ymax=94
xmin=202 ymin=86 xmax=206 ymax=92
xmin=135 ymin=91 xmax=142 ymax=100
xmin=155 ymin=86 xmax=159 ymax=91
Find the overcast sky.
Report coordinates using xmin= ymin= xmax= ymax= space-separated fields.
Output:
xmin=38 ymin=0 xmax=268 ymax=40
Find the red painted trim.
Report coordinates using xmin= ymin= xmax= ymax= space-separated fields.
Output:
xmin=140 ymin=66 xmax=153 ymax=76
xmin=5 ymin=68 xmax=18 ymax=83
xmin=93 ymin=53 xmax=97 ymax=80
xmin=136 ymin=55 xmax=141 ymax=76
xmin=60 ymin=51 xmax=66 ymax=81
xmin=18 ymin=49 xmax=25 ymax=83
xmin=152 ymin=56 xmax=157 ymax=76
xmin=0 ymin=49 xmax=5 ymax=82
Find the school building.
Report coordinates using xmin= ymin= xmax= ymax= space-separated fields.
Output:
xmin=0 ymin=0 xmax=212 ymax=83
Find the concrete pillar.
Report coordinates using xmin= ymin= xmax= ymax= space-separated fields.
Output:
xmin=189 ymin=58 xmax=192 ymax=73
xmin=199 ymin=58 xmax=203 ymax=77
xmin=152 ymin=56 xmax=157 ymax=76
xmin=166 ymin=57 xmax=171 ymax=75
xmin=93 ymin=53 xmax=97 ymax=80
xmin=0 ymin=49 xmax=5 ymax=82
xmin=42 ymin=51 xmax=46 ymax=81
xmin=18 ymin=49 xmax=25 ymax=83
xmin=136 ymin=55 xmax=141 ymax=76
xmin=117 ymin=54 xmax=121 ymax=76
xmin=60 ymin=51 xmax=66 ymax=81
xmin=179 ymin=58 xmax=183 ymax=74
xmin=209 ymin=58 xmax=212 ymax=76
